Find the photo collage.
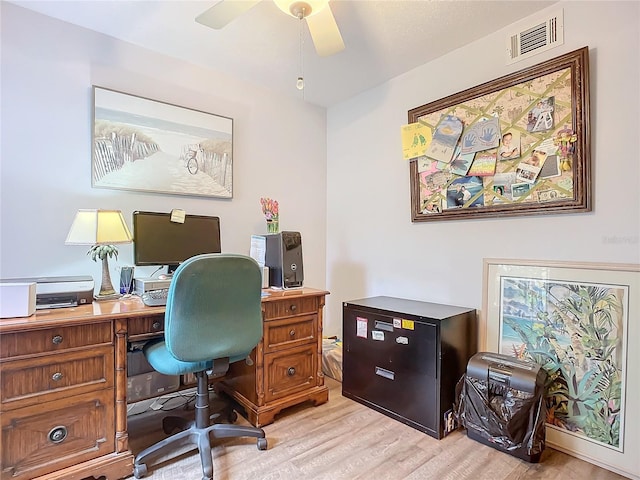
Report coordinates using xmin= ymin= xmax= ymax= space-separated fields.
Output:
xmin=402 ymin=67 xmax=579 ymax=216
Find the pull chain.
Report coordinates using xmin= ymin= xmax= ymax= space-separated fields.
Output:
xmin=297 ymin=8 xmax=305 ymax=97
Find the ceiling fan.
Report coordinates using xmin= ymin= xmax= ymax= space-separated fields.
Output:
xmin=196 ymin=0 xmax=345 ymax=57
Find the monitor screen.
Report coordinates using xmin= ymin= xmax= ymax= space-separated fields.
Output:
xmin=133 ymin=211 xmax=221 ymax=273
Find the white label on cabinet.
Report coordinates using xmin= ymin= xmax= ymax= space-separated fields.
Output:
xmin=372 ymin=330 xmax=385 ymax=341
xmin=396 ymin=336 xmax=409 ymax=345
xmin=356 ymin=317 xmax=368 ymax=338
xmin=393 ymin=318 xmax=402 ymax=328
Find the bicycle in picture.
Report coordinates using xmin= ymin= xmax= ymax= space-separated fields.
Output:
xmin=181 ymin=144 xmax=203 ymax=175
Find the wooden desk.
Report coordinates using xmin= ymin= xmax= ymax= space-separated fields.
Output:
xmin=0 ymin=288 xmax=329 ymax=480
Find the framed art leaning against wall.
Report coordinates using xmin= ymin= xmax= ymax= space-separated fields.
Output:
xmin=92 ymin=86 xmax=233 ymax=199
xmin=482 ymin=258 xmax=639 ymax=478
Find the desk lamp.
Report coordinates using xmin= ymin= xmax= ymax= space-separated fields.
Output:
xmin=65 ymin=209 xmax=132 ymax=300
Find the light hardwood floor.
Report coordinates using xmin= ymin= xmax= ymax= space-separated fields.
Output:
xmin=127 ymin=378 xmax=626 ymax=480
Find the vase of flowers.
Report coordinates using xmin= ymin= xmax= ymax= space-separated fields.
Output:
xmin=260 ymin=197 xmax=279 ymax=234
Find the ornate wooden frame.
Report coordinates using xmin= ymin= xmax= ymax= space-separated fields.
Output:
xmin=409 ymin=47 xmax=591 ymax=222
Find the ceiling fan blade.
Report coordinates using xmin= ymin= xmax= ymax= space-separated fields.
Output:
xmin=306 ymin=5 xmax=345 ymax=57
xmin=195 ymin=0 xmax=261 ymax=29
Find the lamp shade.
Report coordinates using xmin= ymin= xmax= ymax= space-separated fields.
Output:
xmin=65 ymin=209 xmax=132 ymax=245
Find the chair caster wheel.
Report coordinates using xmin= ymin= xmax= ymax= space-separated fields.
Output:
xmin=133 ymin=463 xmax=148 ymax=478
xmin=228 ymin=410 xmax=238 ymax=423
xmin=257 ymin=437 xmax=268 ymax=450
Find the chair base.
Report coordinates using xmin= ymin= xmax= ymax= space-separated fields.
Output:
xmin=133 ymin=371 xmax=267 ymax=480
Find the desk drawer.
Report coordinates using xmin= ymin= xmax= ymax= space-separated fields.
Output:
xmin=264 ymin=314 xmax=316 ymax=353
xmin=263 ymin=297 xmax=318 ymax=320
xmin=0 ymin=347 xmax=114 ymax=410
xmin=128 ymin=315 xmax=164 ymax=340
xmin=0 ymin=323 xmax=112 ymax=359
xmin=264 ymin=344 xmax=316 ymax=402
xmin=0 ymin=388 xmax=114 ymax=480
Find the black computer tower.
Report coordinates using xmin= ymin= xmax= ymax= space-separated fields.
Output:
xmin=264 ymin=231 xmax=304 ymax=289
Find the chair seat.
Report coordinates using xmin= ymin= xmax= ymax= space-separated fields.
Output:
xmin=144 ymin=340 xmax=213 ymax=376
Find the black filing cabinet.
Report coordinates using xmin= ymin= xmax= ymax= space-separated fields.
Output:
xmin=342 ymin=296 xmax=477 ymax=439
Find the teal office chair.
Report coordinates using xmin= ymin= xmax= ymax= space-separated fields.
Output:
xmin=133 ymin=254 xmax=267 ymax=480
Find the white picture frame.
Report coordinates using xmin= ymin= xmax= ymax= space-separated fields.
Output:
xmin=92 ymin=86 xmax=233 ymax=199
xmin=482 ymin=258 xmax=639 ymax=479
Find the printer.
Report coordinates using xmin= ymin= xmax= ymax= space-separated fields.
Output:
xmin=0 ymin=276 xmax=94 ymax=309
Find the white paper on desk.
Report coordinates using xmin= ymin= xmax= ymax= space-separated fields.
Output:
xmin=250 ymin=235 xmax=266 ymax=266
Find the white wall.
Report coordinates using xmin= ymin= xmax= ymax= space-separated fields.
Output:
xmin=325 ymin=1 xmax=640 ymax=336
xmin=0 ymin=3 xmax=327 ymax=291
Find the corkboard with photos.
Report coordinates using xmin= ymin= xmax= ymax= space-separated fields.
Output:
xmin=408 ymin=47 xmax=591 ymax=222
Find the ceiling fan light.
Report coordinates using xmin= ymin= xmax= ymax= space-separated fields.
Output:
xmin=273 ymin=0 xmax=329 ymax=19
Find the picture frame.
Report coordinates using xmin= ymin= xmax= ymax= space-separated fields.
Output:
xmin=408 ymin=47 xmax=590 ymax=222
xmin=482 ymin=258 xmax=639 ymax=478
xmin=92 ymin=86 xmax=233 ymax=199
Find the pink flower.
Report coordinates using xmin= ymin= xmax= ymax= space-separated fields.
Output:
xmin=260 ymin=197 xmax=279 ymax=221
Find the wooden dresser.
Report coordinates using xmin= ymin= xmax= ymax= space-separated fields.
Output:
xmin=0 ymin=287 xmax=329 ymax=480
xmin=217 ymin=288 xmax=330 ymax=427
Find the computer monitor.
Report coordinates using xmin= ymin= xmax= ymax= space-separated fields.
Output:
xmin=133 ymin=211 xmax=221 ymax=274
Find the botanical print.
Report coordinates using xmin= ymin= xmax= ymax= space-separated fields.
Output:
xmin=92 ymin=87 xmax=233 ymax=198
xmin=499 ymin=276 xmax=627 ymax=450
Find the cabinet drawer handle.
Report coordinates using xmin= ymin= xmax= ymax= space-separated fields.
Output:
xmin=152 ymin=321 xmax=162 ymax=330
xmin=289 ymin=304 xmax=297 ymax=312
xmin=287 ymin=367 xmax=296 ymax=376
xmin=52 ymin=372 xmax=63 ymax=381
xmin=48 ymin=426 xmax=68 ymax=444
xmin=52 ymin=335 xmax=63 ymax=345
xmin=289 ymin=329 xmax=296 ymax=337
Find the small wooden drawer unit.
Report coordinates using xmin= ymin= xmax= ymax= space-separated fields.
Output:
xmin=127 ymin=314 xmax=165 ymax=341
xmin=1 ymin=389 xmax=115 ymax=480
xmin=0 ymin=322 xmax=112 ymax=359
xmin=0 ymin=317 xmax=116 ymax=480
xmin=218 ymin=288 xmax=330 ymax=427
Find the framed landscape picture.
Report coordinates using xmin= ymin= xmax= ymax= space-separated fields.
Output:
xmin=92 ymin=86 xmax=233 ymax=198
xmin=482 ymin=259 xmax=639 ymax=478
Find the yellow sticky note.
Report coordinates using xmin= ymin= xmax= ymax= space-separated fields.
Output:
xmin=401 ymin=319 xmax=414 ymax=330
xmin=401 ymin=123 xmax=432 ymax=160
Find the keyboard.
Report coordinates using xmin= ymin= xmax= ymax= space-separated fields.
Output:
xmin=141 ymin=288 xmax=169 ymax=306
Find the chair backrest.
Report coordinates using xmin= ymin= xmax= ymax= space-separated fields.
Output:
xmin=164 ymin=253 xmax=263 ymax=363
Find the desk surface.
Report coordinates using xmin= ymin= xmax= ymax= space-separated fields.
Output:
xmin=0 ymin=287 xmax=329 ymax=332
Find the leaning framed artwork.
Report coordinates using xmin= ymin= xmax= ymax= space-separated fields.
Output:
xmin=408 ymin=47 xmax=590 ymax=222
xmin=482 ymin=258 xmax=639 ymax=478
xmin=92 ymin=86 xmax=233 ymax=198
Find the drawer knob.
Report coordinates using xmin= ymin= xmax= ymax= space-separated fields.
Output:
xmin=287 ymin=367 xmax=296 ymax=377
xmin=52 ymin=372 xmax=64 ymax=382
xmin=48 ymin=426 xmax=68 ymax=444
xmin=152 ymin=321 xmax=161 ymax=330
xmin=289 ymin=304 xmax=297 ymax=312
xmin=289 ymin=329 xmax=296 ymax=337
xmin=52 ymin=335 xmax=64 ymax=345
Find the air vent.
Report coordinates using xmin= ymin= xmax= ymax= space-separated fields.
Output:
xmin=506 ymin=9 xmax=564 ymax=64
